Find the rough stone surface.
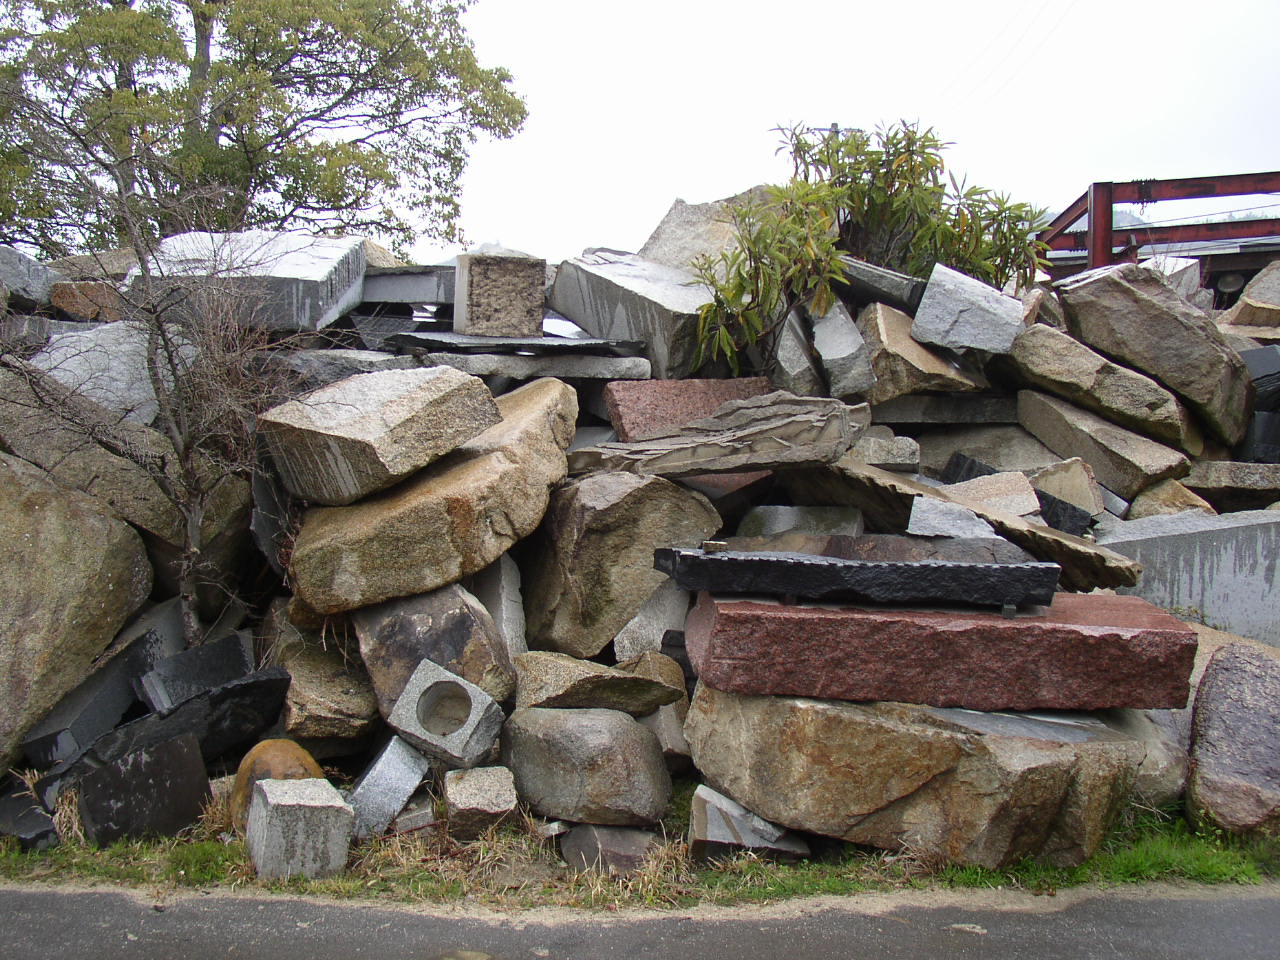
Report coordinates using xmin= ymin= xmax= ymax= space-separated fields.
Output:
xmin=689 ymin=784 xmax=809 ymax=862
xmin=0 ymin=782 xmax=57 ymax=852
xmin=524 ymin=472 xmax=719 ymax=659
xmin=1222 ymin=261 xmax=1280 ymax=328
xmin=1182 ymin=461 xmax=1280 ymax=512
xmin=1005 ymin=323 xmax=1202 ymax=452
xmin=397 ymin=331 xmax=646 ymax=358
xmin=838 ymin=257 xmax=926 ymax=313
xmin=362 ymin=264 xmax=454 ymax=305
xmin=549 ymin=251 xmax=711 ymax=379
xmin=463 ymin=554 xmax=528 ymax=663
xmin=454 ymin=253 xmax=545 ymax=337
xmin=347 ymin=736 xmax=437 ymax=840
xmin=415 ymin=351 xmax=652 ymax=380
xmin=769 ymin=311 xmax=825 ymax=397
xmin=906 ymin=498 xmax=999 ymax=538
xmin=259 ymin=367 xmax=500 ymax=506
xmin=1057 ymin=262 xmax=1254 ymax=445
xmin=560 ymin=824 xmax=660 ymax=876
xmin=637 ymin=189 xmax=763 ymax=271
xmin=611 ymin=580 xmax=691 ymax=661
xmin=856 ymin=302 xmax=985 ymax=404
xmin=871 ymin=394 xmax=1018 ymax=426
xmin=570 ymin=392 xmax=868 ymax=478
xmin=246 ymin=778 xmax=354 ymax=879
xmin=352 ymin=583 xmax=516 ymax=714
xmin=1029 ymin=458 xmax=1107 ymax=517
xmin=911 ymin=263 xmax=1026 ymax=354
xmin=50 ymin=280 xmax=124 ymax=322
xmin=847 ymin=425 xmax=919 ymax=472
xmin=1128 ymin=480 xmax=1217 ymax=520
xmin=736 ymin=505 xmax=865 ymax=539
xmin=501 ymin=707 xmax=671 ymax=826
xmin=686 ymin=592 xmax=1195 ymax=710
xmin=514 ymin=652 xmax=683 ymax=715
xmin=230 ymin=739 xmax=326 ymax=833
xmin=686 ymin=685 xmax=1144 ymax=868
xmin=811 ymin=300 xmax=876 ymax=399
xmin=1018 ymin=391 xmax=1189 ymax=499
xmin=1098 ymin=510 xmax=1280 ymax=646
xmin=0 ymin=452 xmax=152 ymax=767
xmin=132 ymin=230 xmax=366 ymax=332
xmin=78 ymin=734 xmax=210 ymax=846
xmin=659 ymin=548 xmax=1060 ymax=608
xmin=386 ymin=659 xmax=504 ymax=769
xmin=1188 ymin=644 xmax=1280 ymax=836
xmin=916 ymin=425 xmax=1058 ymax=478
xmin=266 ymin=349 xmax=418 ymax=393
xmin=135 ymin=632 xmax=253 ymax=712
xmin=443 ymin=766 xmax=517 ymax=839
xmin=602 ymin=377 xmax=772 ymax=442
xmin=290 ymin=377 xmax=577 ymax=614
xmin=1100 ymin=708 xmax=1189 ymax=808
xmin=784 ymin=459 xmax=1142 ymax=590
xmin=0 ymin=244 xmax=63 ymax=308
xmin=945 ymin=471 xmax=1042 ymax=517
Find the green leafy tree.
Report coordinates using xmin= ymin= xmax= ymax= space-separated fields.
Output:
xmin=0 ymin=0 xmax=526 ymax=256
xmin=694 ymin=121 xmax=1048 ymax=374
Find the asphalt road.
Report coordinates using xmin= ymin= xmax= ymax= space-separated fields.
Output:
xmin=2 ymin=882 xmax=1278 ymax=959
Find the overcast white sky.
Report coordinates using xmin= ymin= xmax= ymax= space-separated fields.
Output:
xmin=411 ymin=0 xmax=1280 ymax=266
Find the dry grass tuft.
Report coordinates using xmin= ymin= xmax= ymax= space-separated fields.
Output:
xmin=51 ymin=789 xmax=85 ymax=847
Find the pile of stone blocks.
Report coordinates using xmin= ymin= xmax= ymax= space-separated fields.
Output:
xmin=5 ymin=222 xmax=1280 ymax=880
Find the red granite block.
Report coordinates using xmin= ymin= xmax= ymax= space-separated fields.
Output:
xmin=603 ymin=377 xmax=773 ymax=441
xmin=50 ymin=281 xmax=124 ymax=322
xmin=685 ymin=592 xmax=1197 ymax=711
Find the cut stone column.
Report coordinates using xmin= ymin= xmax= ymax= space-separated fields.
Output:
xmin=454 ymin=251 xmax=546 ymax=337
xmin=246 ymin=778 xmax=354 ymax=879
xmin=443 ymin=766 xmax=518 ymax=839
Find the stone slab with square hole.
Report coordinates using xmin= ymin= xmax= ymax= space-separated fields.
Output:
xmin=386 ymin=660 xmax=504 ymax=769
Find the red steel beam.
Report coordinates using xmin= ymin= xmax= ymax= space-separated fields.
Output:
xmin=1111 ymin=172 xmax=1280 ymax=204
xmin=1038 ymin=190 xmax=1090 ymax=244
xmin=1087 ymin=182 xmax=1115 ymax=268
xmin=1045 ymin=217 xmax=1280 ymax=251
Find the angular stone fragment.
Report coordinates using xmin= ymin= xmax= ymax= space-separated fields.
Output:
xmin=945 ymin=471 xmax=1041 ymax=518
xmin=685 ymin=685 xmax=1144 ymax=868
xmin=559 ymin=824 xmax=659 ymax=876
xmin=1128 ymin=480 xmax=1216 ymax=520
xmin=266 ymin=348 xmax=418 ymax=393
xmin=872 ymin=394 xmax=1018 ymax=426
xmin=811 ymin=299 xmax=876 ymax=399
xmin=443 ymin=766 xmax=517 ymax=839
xmin=916 ymin=425 xmax=1057 ymax=478
xmin=386 ymin=660 xmax=503 ymax=769
xmin=1017 ymin=391 xmax=1189 ymax=499
xmin=290 ymin=377 xmax=577 ymax=614
xmin=347 ymin=736 xmax=437 ymax=840
xmin=838 ymin=257 xmax=925 ymax=313
xmin=549 ymin=251 xmax=712 ymax=379
xmin=1181 ymin=461 xmax=1280 ymax=512
xmin=686 ymin=592 xmax=1194 ymax=710
xmin=770 ymin=311 xmax=825 ymax=397
xmin=0 ymin=453 xmax=152 ymax=767
xmin=1029 ymin=458 xmax=1107 ymax=517
xmin=847 ymin=425 xmax=919 ymax=472
xmin=912 ymin=263 xmax=1026 ymax=354
xmin=659 ymin=548 xmax=1060 ymax=609
xmin=1005 ymin=323 xmax=1202 ymax=452
xmin=784 ymin=459 xmax=1141 ymax=590
xmin=454 ymin=252 xmax=546 ymax=337
xmin=1100 ymin=708 xmax=1188 ymax=808
xmin=463 ymin=554 xmax=528 ymax=663
xmin=856 ymin=302 xmax=985 ymax=404
xmin=50 ymin=280 xmax=124 ymax=322
xmin=906 ymin=498 xmax=999 ymax=539
xmin=78 ymin=734 xmax=211 ymax=846
xmin=514 ymin=652 xmax=682 ymax=715
xmin=362 ymin=264 xmax=454 ymax=304
xmin=611 ymin=580 xmax=691 ymax=661
xmin=0 ymin=244 xmax=63 ymax=308
xmin=230 ymin=739 xmax=326 ymax=833
xmin=1188 ymin=644 xmax=1280 ymax=836
xmin=352 ymin=583 xmax=516 ymax=714
xmin=501 ymin=707 xmax=670 ymax=825
xmin=135 ymin=633 xmax=253 ymax=712
xmin=259 ymin=367 xmax=500 ymax=506
xmin=524 ymin=472 xmax=719 ymax=659
xmin=689 ymin=784 xmax=809 ymax=863
xmin=569 ymin=392 xmax=867 ymax=477
xmin=736 ymin=505 xmax=864 ymax=539
xmin=637 ymin=188 xmax=764 ymax=271
xmin=602 ymin=377 xmax=772 ymax=442
xmin=416 ymin=351 xmax=651 ymax=380
xmin=132 ymin=230 xmax=366 ymax=332
xmin=0 ymin=782 xmax=57 ymax=852
xmin=247 ymin=778 xmax=354 ymax=879
xmin=1098 ymin=510 xmax=1280 ymax=646
xmin=1057 ymin=262 xmax=1254 ymax=445
xmin=1221 ymin=261 xmax=1280 ymax=328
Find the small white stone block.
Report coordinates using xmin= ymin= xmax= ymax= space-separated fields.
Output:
xmin=246 ymin=778 xmax=354 ymax=879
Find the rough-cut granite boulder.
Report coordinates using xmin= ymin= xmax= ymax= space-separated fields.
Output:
xmin=289 ymin=378 xmax=577 ymax=614
xmin=1017 ymin=391 xmax=1189 ymax=500
xmin=523 ymin=472 xmax=720 ymax=659
xmin=685 ymin=592 xmax=1196 ymax=711
xmin=569 ymin=392 xmax=868 ymax=477
xmin=602 ymin=377 xmax=772 ymax=441
xmin=0 ymin=453 xmax=152 ymax=767
xmin=514 ymin=652 xmax=683 ymax=715
xmin=258 ymin=367 xmax=500 ymax=505
xmin=911 ymin=263 xmax=1026 ymax=354
xmin=1005 ymin=323 xmax=1202 ymax=453
xmin=351 ymin=584 xmax=516 ymax=713
xmin=1188 ymin=644 xmax=1280 ymax=836
xmin=686 ymin=684 xmax=1144 ymax=868
xmin=1057 ymin=263 xmax=1253 ymax=445
xmin=501 ymin=707 xmax=671 ymax=826
xmin=856 ymin=302 xmax=985 ymax=404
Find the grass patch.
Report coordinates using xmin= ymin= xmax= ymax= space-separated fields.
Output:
xmin=0 ymin=799 xmax=1269 ymax=909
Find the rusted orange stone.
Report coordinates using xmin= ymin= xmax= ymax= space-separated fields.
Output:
xmin=229 ymin=738 xmax=325 ymax=832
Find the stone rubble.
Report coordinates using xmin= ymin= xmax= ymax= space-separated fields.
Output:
xmin=8 ymin=224 xmax=1280 ymax=879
